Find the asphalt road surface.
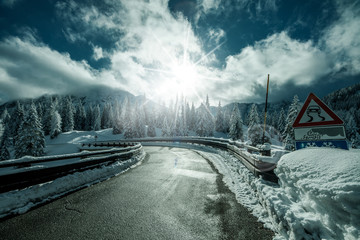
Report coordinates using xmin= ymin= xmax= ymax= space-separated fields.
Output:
xmin=0 ymin=147 xmax=274 ymax=240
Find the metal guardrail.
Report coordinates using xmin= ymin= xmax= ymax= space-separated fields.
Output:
xmin=88 ymin=137 xmax=277 ymax=181
xmin=0 ymin=143 xmax=143 ymax=193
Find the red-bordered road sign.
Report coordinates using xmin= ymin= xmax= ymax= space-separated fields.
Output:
xmin=293 ymin=93 xmax=344 ymax=128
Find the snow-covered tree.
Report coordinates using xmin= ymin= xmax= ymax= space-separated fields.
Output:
xmin=85 ymin=106 xmax=94 ymax=131
xmin=101 ymin=103 xmax=113 ymax=129
xmin=0 ymin=111 xmax=11 ymax=160
xmin=61 ymin=96 xmax=74 ymax=132
xmin=14 ymin=102 xmax=45 ymax=158
xmin=50 ymin=110 xmax=62 ymax=139
xmin=345 ymin=112 xmax=360 ymax=148
xmin=277 ymin=108 xmax=286 ymax=134
xmin=123 ymin=100 xmax=136 ymax=139
xmin=113 ymin=99 xmax=124 ymax=134
xmin=228 ymin=104 xmax=243 ymax=140
xmin=9 ymin=101 xmax=25 ymax=142
xmin=74 ymin=101 xmax=86 ymax=130
xmin=204 ymin=95 xmax=215 ymax=136
xmin=188 ymin=102 xmax=196 ymax=131
xmin=161 ymin=117 xmax=171 ymax=137
xmin=215 ymin=101 xmax=226 ymax=133
xmin=134 ymin=104 xmax=146 ymax=138
xmin=283 ymin=95 xmax=300 ymax=150
xmin=248 ymin=104 xmax=260 ymax=128
xmin=196 ymin=103 xmax=208 ymax=137
xmin=43 ymin=97 xmax=57 ymax=135
xmin=93 ymin=105 xmax=101 ymax=131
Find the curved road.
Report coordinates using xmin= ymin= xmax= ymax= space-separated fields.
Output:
xmin=0 ymin=147 xmax=274 ymax=240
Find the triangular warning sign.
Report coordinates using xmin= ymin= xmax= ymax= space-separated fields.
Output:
xmin=293 ymin=93 xmax=344 ymax=128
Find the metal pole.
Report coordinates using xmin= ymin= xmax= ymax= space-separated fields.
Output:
xmin=262 ymin=74 xmax=270 ymax=144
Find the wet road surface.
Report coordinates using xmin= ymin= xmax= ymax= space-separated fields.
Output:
xmin=0 ymin=147 xmax=274 ymax=240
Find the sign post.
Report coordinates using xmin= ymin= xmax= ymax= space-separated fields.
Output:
xmin=292 ymin=93 xmax=348 ymax=150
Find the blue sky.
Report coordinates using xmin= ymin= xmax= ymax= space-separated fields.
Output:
xmin=0 ymin=0 xmax=359 ymax=105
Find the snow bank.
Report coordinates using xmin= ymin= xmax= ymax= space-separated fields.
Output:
xmin=199 ymin=147 xmax=360 ymax=240
xmin=273 ymin=148 xmax=360 ymax=239
xmin=0 ymin=150 xmax=145 ymax=219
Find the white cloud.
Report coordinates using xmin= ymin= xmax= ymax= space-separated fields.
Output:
xmin=215 ymin=32 xmax=331 ymax=102
xmin=0 ymin=37 xmax=102 ymax=102
xmin=321 ymin=1 xmax=360 ymax=76
xmin=92 ymin=45 xmax=104 ymax=61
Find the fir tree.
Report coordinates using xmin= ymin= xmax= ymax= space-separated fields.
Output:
xmin=85 ymin=106 xmax=94 ymax=131
xmin=50 ymin=111 xmax=62 ymax=139
xmin=62 ymin=96 xmax=74 ymax=132
xmin=161 ymin=117 xmax=171 ymax=137
xmin=123 ymin=100 xmax=135 ymax=139
xmin=93 ymin=105 xmax=101 ymax=131
xmin=215 ymin=101 xmax=225 ymax=133
xmin=283 ymin=95 xmax=300 ymax=150
xmin=9 ymin=101 xmax=25 ymax=142
xmin=113 ymin=99 xmax=124 ymax=134
xmin=248 ymin=104 xmax=260 ymax=128
xmin=228 ymin=104 xmax=243 ymax=140
xmin=277 ymin=108 xmax=286 ymax=134
xmin=0 ymin=112 xmax=11 ymax=160
xmin=14 ymin=102 xmax=45 ymax=158
xmin=188 ymin=102 xmax=196 ymax=131
xmin=196 ymin=104 xmax=207 ymax=137
xmin=101 ymin=103 xmax=113 ymax=129
xmin=345 ymin=113 xmax=360 ymax=148
xmin=43 ymin=97 xmax=57 ymax=135
xmin=74 ymin=101 xmax=86 ymax=130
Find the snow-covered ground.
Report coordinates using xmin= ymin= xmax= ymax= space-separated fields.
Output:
xmin=200 ymin=147 xmax=360 ymax=240
xmin=1 ymin=129 xmax=359 ymax=240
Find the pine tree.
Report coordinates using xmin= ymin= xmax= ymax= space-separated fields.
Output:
xmin=161 ymin=117 xmax=171 ymax=137
xmin=101 ymin=103 xmax=113 ymax=129
xmin=134 ymin=104 xmax=146 ymax=138
xmin=123 ymin=100 xmax=135 ymax=139
xmin=62 ymin=96 xmax=74 ymax=132
xmin=43 ymin=97 xmax=57 ymax=135
xmin=215 ymin=101 xmax=226 ymax=133
xmin=248 ymin=104 xmax=260 ymax=128
xmin=196 ymin=104 xmax=207 ymax=137
xmin=188 ymin=102 xmax=196 ymax=131
xmin=228 ymin=104 xmax=243 ymax=140
xmin=74 ymin=101 xmax=86 ymax=130
xmin=14 ymin=102 xmax=45 ymax=158
xmin=283 ymin=95 xmax=300 ymax=150
xmin=85 ymin=106 xmax=94 ymax=131
xmin=277 ymin=108 xmax=286 ymax=134
xmin=9 ymin=101 xmax=25 ymax=142
xmin=50 ymin=110 xmax=62 ymax=139
xmin=0 ymin=111 xmax=11 ymax=160
xmin=93 ymin=105 xmax=101 ymax=131
xmin=204 ymin=95 xmax=215 ymax=136
xmin=113 ymin=99 xmax=124 ymax=134
xmin=345 ymin=113 xmax=360 ymax=148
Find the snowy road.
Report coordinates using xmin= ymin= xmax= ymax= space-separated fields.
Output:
xmin=0 ymin=147 xmax=273 ymax=240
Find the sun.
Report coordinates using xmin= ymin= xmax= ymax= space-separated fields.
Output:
xmin=152 ymin=61 xmax=200 ymax=102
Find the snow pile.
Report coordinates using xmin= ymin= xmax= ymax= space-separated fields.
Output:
xmin=200 ymin=147 xmax=360 ymax=240
xmin=0 ymin=150 xmax=145 ymax=219
xmin=273 ymin=148 xmax=360 ymax=239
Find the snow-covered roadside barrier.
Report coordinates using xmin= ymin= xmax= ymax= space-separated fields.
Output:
xmin=198 ymin=147 xmax=360 ymax=240
xmin=0 ymin=150 xmax=145 ymax=219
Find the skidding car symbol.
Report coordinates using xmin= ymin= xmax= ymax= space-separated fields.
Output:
xmin=306 ymin=105 xmax=325 ymax=122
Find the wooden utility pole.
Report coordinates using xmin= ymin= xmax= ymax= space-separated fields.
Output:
xmin=262 ymin=74 xmax=270 ymax=144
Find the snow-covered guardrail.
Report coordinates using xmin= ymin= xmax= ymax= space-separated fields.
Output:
xmin=0 ymin=143 xmax=143 ymax=193
xmin=87 ymin=137 xmax=277 ymax=181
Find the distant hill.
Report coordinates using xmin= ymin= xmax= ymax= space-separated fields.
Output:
xmin=323 ymin=83 xmax=360 ymax=111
